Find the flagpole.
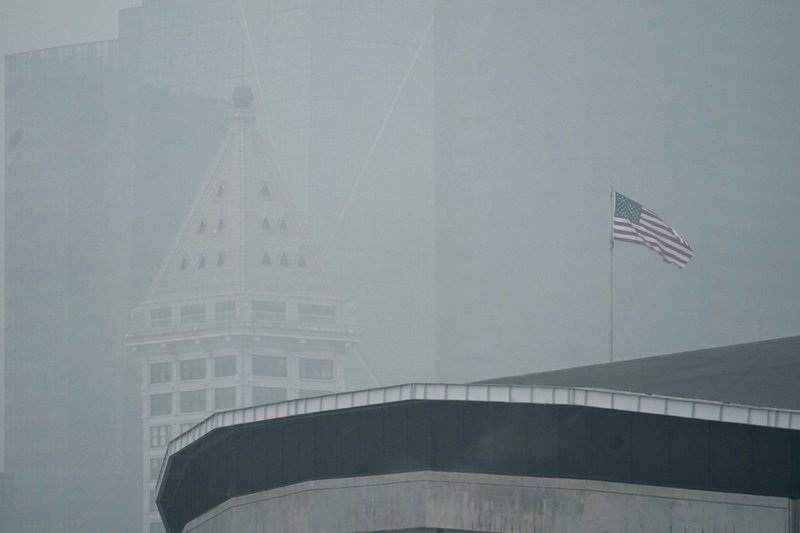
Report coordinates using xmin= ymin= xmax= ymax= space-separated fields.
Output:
xmin=609 ymin=186 xmax=615 ymax=363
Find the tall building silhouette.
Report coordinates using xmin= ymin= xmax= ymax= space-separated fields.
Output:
xmin=128 ymin=87 xmax=357 ymax=533
xmin=4 ymin=40 xmax=135 ymax=531
xmin=5 ymin=2 xmax=433 ymax=531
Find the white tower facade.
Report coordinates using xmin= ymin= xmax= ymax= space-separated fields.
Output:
xmin=127 ymin=88 xmax=358 ymax=533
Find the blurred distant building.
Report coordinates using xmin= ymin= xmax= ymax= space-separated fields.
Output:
xmin=116 ymin=2 xmax=433 ymax=530
xmin=118 ymin=0 xmax=436 ymax=389
xmin=127 ymin=87 xmax=358 ymax=533
xmin=5 ymin=1 xmax=433 ymax=531
xmin=3 ymin=40 xmax=136 ymax=531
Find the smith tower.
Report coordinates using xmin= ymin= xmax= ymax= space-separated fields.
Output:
xmin=127 ymin=88 xmax=358 ymax=533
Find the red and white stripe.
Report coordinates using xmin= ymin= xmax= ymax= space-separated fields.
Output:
xmin=613 ymin=208 xmax=693 ymax=268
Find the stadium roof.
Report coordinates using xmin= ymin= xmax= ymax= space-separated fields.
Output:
xmin=157 ymin=382 xmax=800 ymax=532
xmin=479 ymin=336 xmax=800 ymax=410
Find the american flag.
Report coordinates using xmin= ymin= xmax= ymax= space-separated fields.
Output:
xmin=613 ymin=192 xmax=693 ymax=268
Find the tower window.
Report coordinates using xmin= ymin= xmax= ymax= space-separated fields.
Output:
xmin=261 ymin=183 xmax=270 ymax=197
xmin=198 ymin=254 xmax=207 ymax=269
xmin=261 ymin=251 xmax=271 ymax=266
xmin=180 ymin=358 xmax=206 ymax=380
xmin=299 ymin=358 xmax=334 ymax=380
xmin=252 ymin=386 xmax=286 ymax=405
xmin=149 ymin=394 xmax=172 ymax=417
xmin=149 ymin=425 xmax=171 ymax=447
xmin=252 ymin=300 xmax=285 ymax=321
xmin=216 ymin=184 xmax=225 ymax=197
xmin=180 ymin=303 xmax=205 ymax=324
xmin=297 ymin=254 xmax=306 ymax=268
xmin=252 ymin=354 xmax=287 ymax=377
xmin=180 ymin=256 xmax=189 ymax=271
xmin=261 ymin=216 xmax=270 ymax=231
xmin=150 ymin=308 xmax=171 ymax=328
xmin=149 ymin=362 xmax=172 ymax=384
xmin=299 ymin=303 xmax=336 ymax=324
xmin=216 ymin=252 xmax=225 ymax=266
xmin=149 ymin=457 xmax=163 ymax=481
xmin=279 ymin=219 xmax=288 ymax=232
xmin=279 ymin=253 xmax=288 ymax=267
xmin=214 ymin=355 xmax=237 ymax=377
xmin=214 ymin=300 xmax=235 ymax=321
xmin=198 ymin=219 xmax=207 ymax=233
xmin=180 ymin=390 xmax=207 ymax=413
xmin=217 ymin=218 xmax=225 ymax=232
xmin=214 ymin=387 xmax=236 ymax=410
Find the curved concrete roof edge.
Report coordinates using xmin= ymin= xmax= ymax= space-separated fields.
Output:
xmin=156 ymin=382 xmax=800 ymax=491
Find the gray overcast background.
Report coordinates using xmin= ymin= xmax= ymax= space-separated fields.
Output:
xmin=2 ymin=2 xmax=799 ymax=530
xmin=2 ymin=2 xmax=799 ymax=388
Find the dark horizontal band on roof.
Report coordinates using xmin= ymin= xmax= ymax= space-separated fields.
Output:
xmin=157 ymin=398 xmax=800 ymax=533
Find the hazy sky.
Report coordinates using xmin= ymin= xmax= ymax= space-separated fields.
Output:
xmin=0 ymin=0 xmax=133 ymax=54
xmin=2 ymin=0 xmax=800 ymax=381
xmin=3 ymin=4 xmax=800 ymax=530
xmin=431 ymin=2 xmax=800 ymax=382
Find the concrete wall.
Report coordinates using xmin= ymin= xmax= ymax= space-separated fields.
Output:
xmin=183 ymin=471 xmax=792 ymax=533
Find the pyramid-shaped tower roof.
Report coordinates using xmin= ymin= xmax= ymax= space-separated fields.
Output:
xmin=144 ymin=87 xmax=336 ymax=304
